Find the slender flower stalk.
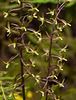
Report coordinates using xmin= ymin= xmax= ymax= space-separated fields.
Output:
xmin=45 ymin=28 xmax=54 ymax=100
xmin=19 ymin=1 xmax=25 ymax=100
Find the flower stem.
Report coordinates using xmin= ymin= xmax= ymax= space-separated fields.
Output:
xmin=45 ymin=30 xmax=54 ymax=100
xmin=19 ymin=1 xmax=25 ymax=100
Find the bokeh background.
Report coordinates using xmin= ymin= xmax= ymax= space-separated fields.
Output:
xmin=0 ymin=0 xmax=76 ymax=100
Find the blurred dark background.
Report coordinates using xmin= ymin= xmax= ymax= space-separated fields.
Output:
xmin=0 ymin=0 xmax=76 ymax=100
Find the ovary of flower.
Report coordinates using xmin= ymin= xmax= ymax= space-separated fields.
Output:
xmin=57 ymin=26 xmax=62 ymax=31
xmin=32 ymin=50 xmax=39 ymax=55
xmin=38 ymin=37 xmax=42 ymax=42
xmin=60 ymin=45 xmax=68 ymax=53
xmin=34 ymin=7 xmax=39 ymax=12
xmin=50 ymin=18 xmax=57 ymax=24
xmin=59 ymin=37 xmax=63 ymax=40
xmin=40 ymin=91 xmax=44 ymax=97
xmin=39 ymin=16 xmax=44 ymax=25
xmin=31 ymin=61 xmax=35 ymax=67
xmin=35 ymin=75 xmax=40 ymax=83
xmin=58 ymin=57 xmax=67 ymax=63
xmin=35 ymin=32 xmax=41 ymax=36
xmin=32 ymin=74 xmax=35 ymax=78
xmin=50 ymin=75 xmax=58 ymax=79
xmin=18 ymin=0 xmax=20 ymax=4
xmin=3 ymin=61 xmax=9 ymax=68
xmin=5 ymin=27 xmax=11 ymax=36
xmin=3 ymin=12 xmax=8 ymax=18
xmin=20 ymin=27 xmax=26 ymax=31
xmin=47 ymin=8 xmax=55 ymax=16
xmin=33 ymin=12 xmax=38 ymax=18
xmin=57 ymin=63 xmax=63 ymax=71
xmin=55 ymin=36 xmax=63 ymax=40
xmin=28 ymin=7 xmax=39 ymax=12
xmin=59 ymin=83 xmax=64 ymax=87
xmin=34 ymin=32 xmax=41 ymax=40
xmin=5 ymin=23 xmax=11 ymax=36
xmin=47 ymin=11 xmax=54 ymax=15
xmin=8 ymin=43 xmax=16 ymax=48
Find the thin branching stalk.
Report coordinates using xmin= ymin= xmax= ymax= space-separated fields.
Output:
xmin=8 ymin=53 xmax=19 ymax=63
xmin=56 ymin=1 xmax=67 ymax=19
xmin=45 ymin=29 xmax=54 ymax=100
xmin=19 ymin=50 xmax=25 ymax=100
xmin=13 ymin=77 xmax=32 ymax=93
xmin=19 ymin=1 xmax=25 ymax=100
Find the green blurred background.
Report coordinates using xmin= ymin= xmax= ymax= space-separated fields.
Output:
xmin=0 ymin=0 xmax=76 ymax=100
